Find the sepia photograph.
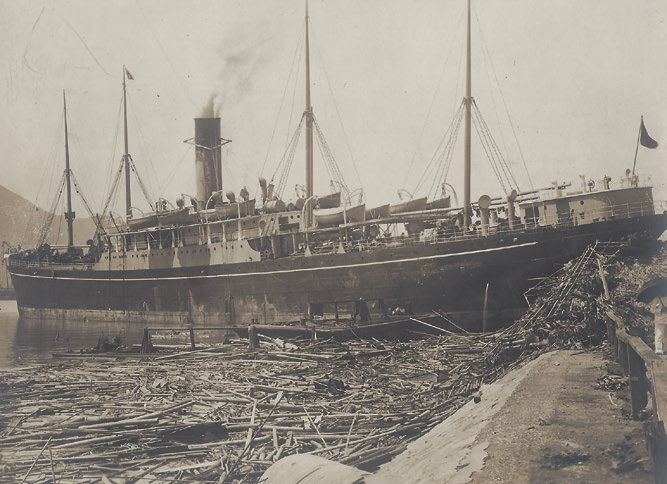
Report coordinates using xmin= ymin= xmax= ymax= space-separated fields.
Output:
xmin=0 ymin=0 xmax=665 ymax=482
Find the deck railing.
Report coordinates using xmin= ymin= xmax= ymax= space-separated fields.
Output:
xmin=321 ymin=199 xmax=662 ymax=255
xmin=8 ymin=199 xmax=664 ymax=268
xmin=7 ymin=258 xmax=95 ymax=270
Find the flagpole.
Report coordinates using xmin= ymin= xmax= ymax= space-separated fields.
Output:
xmin=631 ymin=116 xmax=642 ymax=176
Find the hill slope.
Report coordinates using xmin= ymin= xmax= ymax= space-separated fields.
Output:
xmin=0 ymin=185 xmax=97 ymax=248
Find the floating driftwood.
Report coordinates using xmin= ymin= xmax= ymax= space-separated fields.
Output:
xmin=0 ymin=242 xmax=663 ymax=482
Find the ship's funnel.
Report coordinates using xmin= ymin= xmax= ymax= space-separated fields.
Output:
xmin=195 ymin=118 xmax=222 ymax=210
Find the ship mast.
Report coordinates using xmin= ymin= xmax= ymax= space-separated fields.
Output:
xmin=463 ymin=0 xmax=472 ymax=229
xmin=305 ymin=1 xmax=314 ymax=199
xmin=122 ymin=66 xmax=132 ymax=219
xmin=63 ymin=91 xmax=75 ymax=250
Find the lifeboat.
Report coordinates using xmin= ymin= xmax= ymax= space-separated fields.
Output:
xmin=365 ymin=204 xmax=390 ymax=220
xmin=318 ymin=192 xmax=341 ymax=209
xmin=389 ymin=196 xmax=427 ymax=215
xmin=425 ymin=195 xmax=451 ymax=210
xmin=127 ymin=214 xmax=159 ymax=230
xmin=157 ymin=207 xmax=194 ymax=226
xmin=314 ymin=203 xmax=366 ymax=227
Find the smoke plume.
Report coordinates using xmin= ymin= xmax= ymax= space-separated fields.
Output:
xmin=198 ymin=19 xmax=274 ymax=119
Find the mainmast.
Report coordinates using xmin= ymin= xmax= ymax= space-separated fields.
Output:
xmin=463 ymin=0 xmax=472 ymax=229
xmin=305 ymin=1 xmax=314 ymax=199
xmin=63 ymin=91 xmax=76 ymax=250
xmin=122 ymin=66 xmax=132 ymax=219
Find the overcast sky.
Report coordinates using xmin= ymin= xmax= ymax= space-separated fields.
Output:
xmin=0 ymin=0 xmax=665 ymax=217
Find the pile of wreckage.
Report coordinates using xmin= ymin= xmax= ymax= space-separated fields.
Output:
xmin=0 ymin=241 xmax=664 ymax=482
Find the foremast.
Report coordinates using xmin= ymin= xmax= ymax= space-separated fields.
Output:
xmin=63 ymin=91 xmax=75 ymax=250
xmin=463 ymin=0 xmax=472 ymax=229
xmin=305 ymin=1 xmax=314 ymax=199
xmin=122 ymin=66 xmax=132 ymax=219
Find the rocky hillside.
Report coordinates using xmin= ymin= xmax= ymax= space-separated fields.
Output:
xmin=0 ymin=185 xmax=97 ymax=249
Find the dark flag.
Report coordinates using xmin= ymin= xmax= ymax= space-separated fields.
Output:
xmin=640 ymin=117 xmax=658 ymax=149
xmin=124 ymin=67 xmax=134 ymax=80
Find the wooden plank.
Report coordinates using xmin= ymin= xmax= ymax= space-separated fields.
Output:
xmin=651 ymin=360 xmax=667 ymax=424
xmin=615 ymin=329 xmax=660 ymax=363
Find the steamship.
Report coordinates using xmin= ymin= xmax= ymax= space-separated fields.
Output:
xmin=7 ymin=2 xmax=667 ymax=330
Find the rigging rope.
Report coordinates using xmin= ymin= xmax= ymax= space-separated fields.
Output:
xmin=474 ymin=8 xmax=534 ymax=191
xmin=128 ymin=90 xmax=162 ymax=199
xmin=284 ymin=31 xmax=305 ymax=156
xmin=271 ymin=114 xmax=305 ymax=200
xmin=472 ymin=100 xmax=519 ymax=193
xmin=128 ymin=155 xmax=156 ymax=211
xmin=255 ymin=28 xmax=305 ymax=202
xmin=36 ymin=171 xmax=66 ymax=247
xmin=313 ymin=116 xmax=350 ymax=200
xmin=95 ymin=157 xmax=125 ymax=237
xmin=413 ymin=100 xmax=465 ymax=197
xmin=405 ymin=10 xmax=466 ymax=185
xmin=70 ymin=172 xmax=108 ymax=237
xmin=162 ymin=145 xmax=192 ymax=191
xmin=429 ymin=106 xmax=466 ymax=200
xmin=67 ymin=124 xmax=104 ymax=211
xmin=471 ymin=105 xmax=508 ymax=194
xmin=53 ymin=196 xmax=64 ymax=246
xmin=102 ymin=95 xmax=123 ymax=211
xmin=135 ymin=3 xmax=197 ymax=108
xmin=22 ymin=116 xmax=65 ymax=247
xmin=260 ymin=17 xmax=361 ymax=205
xmin=411 ymin=96 xmax=521 ymax=203
xmin=310 ymin=24 xmax=363 ymax=192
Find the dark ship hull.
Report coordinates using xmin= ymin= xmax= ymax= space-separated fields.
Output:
xmin=9 ymin=213 xmax=666 ymax=331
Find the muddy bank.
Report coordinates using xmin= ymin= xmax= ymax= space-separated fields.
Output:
xmin=263 ymin=349 xmax=653 ymax=483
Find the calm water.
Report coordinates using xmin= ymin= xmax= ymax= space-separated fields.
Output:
xmin=0 ymin=300 xmax=190 ymax=369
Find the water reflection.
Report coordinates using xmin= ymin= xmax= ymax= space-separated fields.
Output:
xmin=0 ymin=301 xmax=194 ymax=369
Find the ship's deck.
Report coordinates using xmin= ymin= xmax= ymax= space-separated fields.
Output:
xmin=7 ymin=198 xmax=665 ymax=270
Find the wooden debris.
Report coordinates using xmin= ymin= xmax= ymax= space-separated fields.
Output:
xmin=0 ymin=242 xmax=663 ymax=482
